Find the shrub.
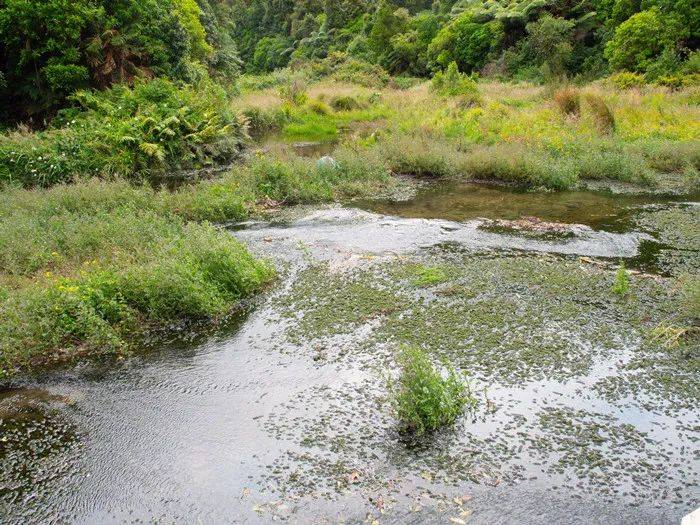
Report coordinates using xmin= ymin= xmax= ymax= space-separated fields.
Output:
xmin=0 ymin=79 xmax=246 ymax=187
xmin=242 ymin=106 xmax=290 ymax=137
xmin=330 ymin=95 xmax=364 ymax=111
xmin=553 ymin=86 xmax=581 ymax=116
xmin=610 ymin=72 xmax=646 ymax=89
xmin=431 ymin=62 xmax=480 ymax=100
xmin=307 ymin=99 xmax=331 ymax=115
xmin=604 ymin=9 xmax=683 ymax=73
xmin=390 ymin=346 xmax=474 ymax=435
xmin=0 ymin=184 xmax=273 ymax=374
xmin=332 ymin=59 xmax=390 ymax=88
xmin=585 ymin=94 xmax=615 ymax=134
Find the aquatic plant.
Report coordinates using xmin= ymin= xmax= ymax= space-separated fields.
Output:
xmin=390 ymin=346 xmax=475 ymax=435
xmin=412 ymin=266 xmax=448 ymax=286
xmin=612 ymin=264 xmax=630 ymax=296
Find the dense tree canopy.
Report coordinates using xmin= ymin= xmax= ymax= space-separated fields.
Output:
xmin=1 ymin=0 xmax=698 ymax=124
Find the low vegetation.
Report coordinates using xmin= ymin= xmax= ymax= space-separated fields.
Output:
xmin=390 ymin=346 xmax=475 ymax=435
xmin=0 ymin=79 xmax=246 ymax=187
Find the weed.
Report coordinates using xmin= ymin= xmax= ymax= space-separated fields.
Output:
xmin=279 ymin=77 xmax=308 ymax=106
xmin=307 ymin=99 xmax=331 ymax=115
xmin=431 ymin=62 xmax=479 ymax=99
xmin=390 ymin=346 xmax=475 ymax=435
xmin=412 ymin=266 xmax=448 ymax=286
xmin=610 ymin=72 xmax=646 ymax=89
xmin=612 ymin=264 xmax=630 ymax=296
xmin=330 ymin=95 xmax=363 ymax=111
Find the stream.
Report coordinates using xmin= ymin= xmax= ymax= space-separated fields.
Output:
xmin=1 ymin=182 xmax=698 ymax=524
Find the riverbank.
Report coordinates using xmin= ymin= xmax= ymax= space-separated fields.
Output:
xmin=0 ymin=77 xmax=698 ymax=376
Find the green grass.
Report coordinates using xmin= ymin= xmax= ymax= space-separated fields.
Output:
xmin=0 ymin=179 xmax=274 ymax=376
xmin=0 ymin=145 xmax=400 ymax=376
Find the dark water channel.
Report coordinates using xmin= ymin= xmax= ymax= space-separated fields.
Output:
xmin=1 ymin=182 xmax=698 ymax=524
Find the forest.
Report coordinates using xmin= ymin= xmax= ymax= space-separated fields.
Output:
xmin=0 ymin=0 xmax=698 ymax=124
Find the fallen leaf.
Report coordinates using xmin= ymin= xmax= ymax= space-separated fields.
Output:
xmin=449 ymin=518 xmax=467 ymax=525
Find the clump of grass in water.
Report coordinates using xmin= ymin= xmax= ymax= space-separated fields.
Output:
xmin=612 ymin=263 xmax=630 ymax=296
xmin=390 ymin=346 xmax=475 ymax=435
xmin=412 ymin=266 xmax=448 ymax=286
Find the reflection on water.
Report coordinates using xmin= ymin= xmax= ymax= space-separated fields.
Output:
xmin=359 ymin=180 xmax=692 ymax=231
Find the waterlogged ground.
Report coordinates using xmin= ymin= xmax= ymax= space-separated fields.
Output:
xmin=1 ymin=183 xmax=698 ymax=524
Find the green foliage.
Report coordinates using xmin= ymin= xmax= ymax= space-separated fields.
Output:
xmin=330 ymin=95 xmax=365 ymax=111
xmin=604 ymin=9 xmax=683 ymax=73
xmin=0 ymin=0 xmax=242 ymax=122
xmin=0 ymin=179 xmax=273 ymax=374
xmin=428 ymin=12 xmax=501 ymax=73
xmin=252 ymin=36 xmax=292 ymax=73
xmin=610 ymin=71 xmax=646 ymax=88
xmin=390 ymin=346 xmax=474 ymax=435
xmin=612 ymin=263 xmax=630 ymax=296
xmin=412 ymin=266 xmax=448 ymax=286
xmin=0 ymin=78 xmax=246 ymax=186
xmin=279 ymin=77 xmax=309 ymax=105
xmin=431 ymin=62 xmax=480 ymax=98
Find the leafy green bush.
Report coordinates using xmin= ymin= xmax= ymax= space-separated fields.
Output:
xmin=242 ymin=106 xmax=290 ymax=137
xmin=0 ymin=78 xmax=246 ymax=186
xmin=0 ymin=181 xmax=273 ymax=375
xmin=0 ymin=0 xmax=231 ymax=122
xmin=431 ymin=62 xmax=480 ymax=100
xmin=610 ymin=72 xmax=646 ymax=89
xmin=330 ymin=95 xmax=365 ymax=111
xmin=390 ymin=346 xmax=474 ymax=435
xmin=428 ymin=12 xmax=502 ymax=73
xmin=307 ymin=99 xmax=332 ymax=115
xmin=604 ymin=9 xmax=683 ymax=73
xmin=332 ymin=59 xmax=390 ymax=88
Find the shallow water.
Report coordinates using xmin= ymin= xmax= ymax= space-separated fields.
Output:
xmin=1 ymin=183 xmax=698 ymax=524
